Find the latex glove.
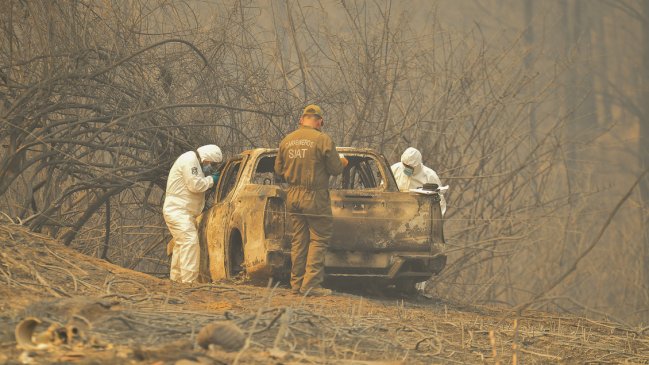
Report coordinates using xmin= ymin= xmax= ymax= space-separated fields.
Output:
xmin=340 ymin=157 xmax=349 ymax=168
xmin=211 ymin=171 xmax=220 ymax=185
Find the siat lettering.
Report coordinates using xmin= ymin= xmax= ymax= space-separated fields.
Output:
xmin=288 ymin=148 xmax=308 ymax=159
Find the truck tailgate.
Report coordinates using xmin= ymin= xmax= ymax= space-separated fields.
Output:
xmin=329 ymin=190 xmax=444 ymax=252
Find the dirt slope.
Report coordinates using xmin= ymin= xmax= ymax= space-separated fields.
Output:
xmin=0 ymin=222 xmax=647 ymax=364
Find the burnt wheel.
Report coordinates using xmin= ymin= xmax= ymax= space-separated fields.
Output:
xmin=395 ymin=278 xmax=418 ymax=296
xmin=228 ymin=230 xmax=245 ymax=279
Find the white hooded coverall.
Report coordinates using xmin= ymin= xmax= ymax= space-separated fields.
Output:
xmin=391 ymin=147 xmax=447 ymax=215
xmin=163 ymin=145 xmax=222 ymax=283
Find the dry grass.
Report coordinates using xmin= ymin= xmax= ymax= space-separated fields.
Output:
xmin=0 ymin=222 xmax=647 ymax=364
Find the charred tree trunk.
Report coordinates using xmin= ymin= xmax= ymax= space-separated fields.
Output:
xmin=101 ymin=197 xmax=111 ymax=261
xmin=524 ymin=0 xmax=541 ymax=205
xmin=558 ymin=0 xmax=577 ymax=271
xmin=524 ymin=0 xmax=536 ymax=141
xmin=560 ymin=0 xmax=577 ymax=190
xmin=641 ymin=0 xmax=649 ymax=304
xmin=593 ymin=5 xmax=613 ymax=126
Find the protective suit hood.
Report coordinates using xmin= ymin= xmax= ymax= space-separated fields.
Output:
xmin=197 ymin=145 xmax=223 ymax=163
xmin=401 ymin=147 xmax=422 ymax=168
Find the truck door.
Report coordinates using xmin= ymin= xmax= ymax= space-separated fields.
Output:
xmin=198 ymin=157 xmax=245 ymax=281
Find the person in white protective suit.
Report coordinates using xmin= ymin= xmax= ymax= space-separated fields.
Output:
xmin=163 ymin=145 xmax=223 ymax=283
xmin=391 ymin=147 xmax=446 ymax=215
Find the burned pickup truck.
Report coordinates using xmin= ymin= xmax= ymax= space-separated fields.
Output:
xmin=192 ymin=147 xmax=446 ymax=291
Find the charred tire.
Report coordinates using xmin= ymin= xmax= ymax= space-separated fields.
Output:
xmin=197 ymin=220 xmax=211 ymax=283
xmin=198 ymin=243 xmax=211 ymax=283
xmin=395 ymin=279 xmax=418 ymax=296
xmin=227 ymin=230 xmax=245 ymax=278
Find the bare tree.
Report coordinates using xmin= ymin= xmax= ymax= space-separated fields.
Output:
xmin=1 ymin=0 xmax=647 ymax=325
xmin=0 ymin=0 xmax=284 ymax=272
xmin=641 ymin=0 xmax=649 ymax=305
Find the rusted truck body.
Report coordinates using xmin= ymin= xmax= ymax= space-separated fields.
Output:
xmin=194 ymin=148 xmax=446 ymax=289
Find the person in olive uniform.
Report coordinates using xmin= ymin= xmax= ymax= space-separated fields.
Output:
xmin=274 ymin=104 xmax=348 ymax=296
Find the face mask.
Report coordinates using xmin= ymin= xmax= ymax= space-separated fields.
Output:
xmin=403 ymin=166 xmax=414 ymax=177
xmin=202 ymin=165 xmax=214 ymax=175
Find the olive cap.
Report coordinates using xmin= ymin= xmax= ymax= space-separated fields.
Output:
xmin=302 ymin=104 xmax=323 ymax=118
